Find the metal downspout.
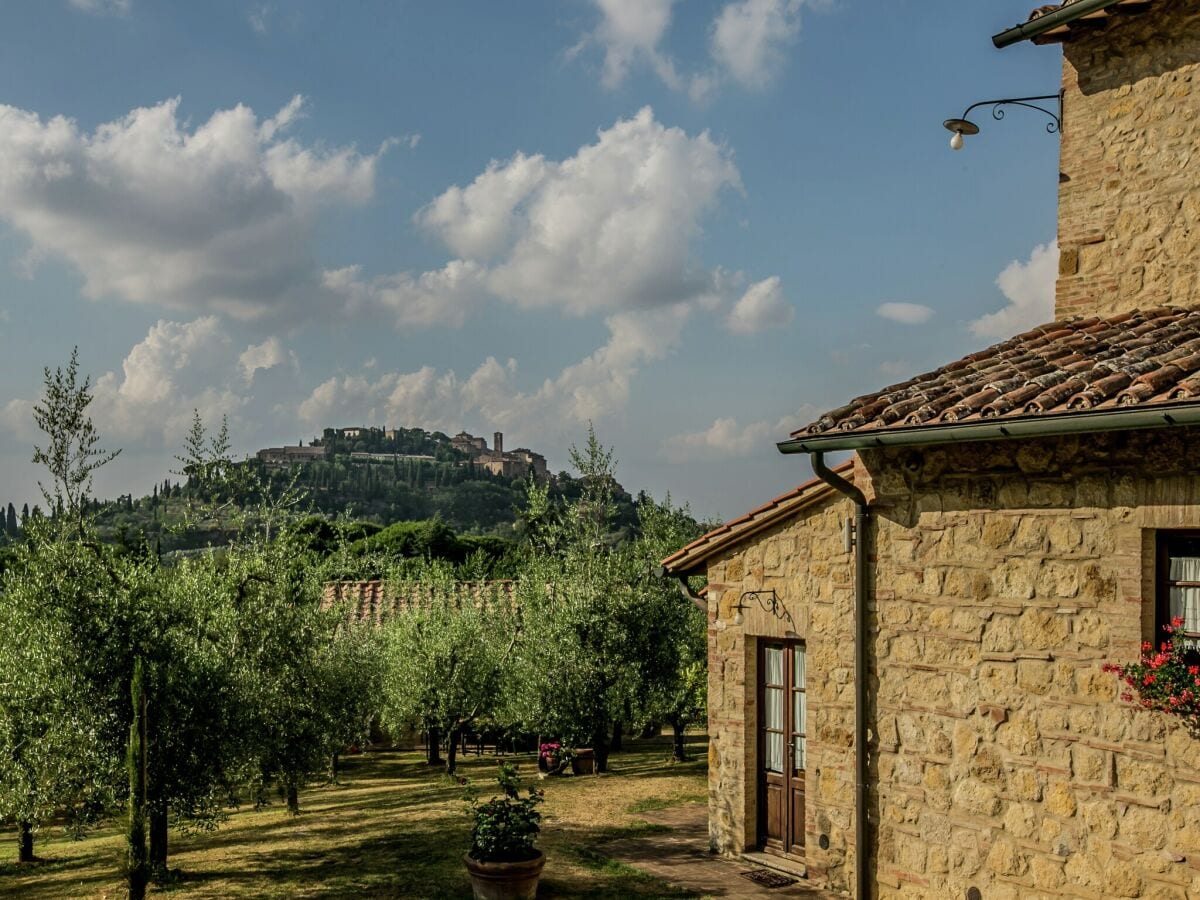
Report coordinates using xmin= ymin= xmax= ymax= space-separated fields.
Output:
xmin=811 ymin=452 xmax=871 ymax=900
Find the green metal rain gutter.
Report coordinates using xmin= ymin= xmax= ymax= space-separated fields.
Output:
xmin=776 ymin=404 xmax=1200 ymax=455
xmin=992 ymin=0 xmax=1123 ymax=48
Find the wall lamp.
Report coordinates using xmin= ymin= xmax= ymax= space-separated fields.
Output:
xmin=731 ymin=589 xmax=794 ymax=628
xmin=944 ymin=92 xmax=1063 ymax=150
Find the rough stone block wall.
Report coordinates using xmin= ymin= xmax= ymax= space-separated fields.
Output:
xmin=1055 ymin=0 xmax=1200 ymax=319
xmin=704 ymin=490 xmax=858 ymax=893
xmin=862 ymin=430 xmax=1200 ymax=899
xmin=703 ymin=431 xmax=1200 ymax=897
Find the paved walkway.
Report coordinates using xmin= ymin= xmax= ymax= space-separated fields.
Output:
xmin=606 ymin=803 xmax=841 ymax=899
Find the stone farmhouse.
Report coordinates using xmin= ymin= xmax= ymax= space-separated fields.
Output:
xmin=663 ymin=2 xmax=1200 ymax=897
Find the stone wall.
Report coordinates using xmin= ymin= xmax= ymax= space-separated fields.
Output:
xmin=704 ymin=488 xmax=859 ymax=891
xmin=703 ymin=430 xmax=1200 ymax=897
xmin=1055 ymin=0 xmax=1200 ymax=319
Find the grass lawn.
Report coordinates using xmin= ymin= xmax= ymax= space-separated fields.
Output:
xmin=0 ymin=737 xmax=708 ymax=899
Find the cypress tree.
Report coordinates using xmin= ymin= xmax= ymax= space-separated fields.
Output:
xmin=127 ymin=658 xmax=149 ymax=900
xmin=5 ymin=502 xmax=15 ymax=537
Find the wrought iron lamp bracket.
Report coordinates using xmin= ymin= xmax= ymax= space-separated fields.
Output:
xmin=943 ymin=91 xmax=1063 ymax=149
xmin=732 ymin=589 xmax=795 ymax=628
xmin=960 ymin=92 xmax=1063 ymax=134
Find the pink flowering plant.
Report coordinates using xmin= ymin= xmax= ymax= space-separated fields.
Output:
xmin=537 ymin=742 xmax=575 ymax=775
xmin=1103 ymin=617 xmax=1200 ymax=726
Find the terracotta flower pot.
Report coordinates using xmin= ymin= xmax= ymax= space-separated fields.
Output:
xmin=570 ymin=748 xmax=595 ymax=775
xmin=464 ymin=850 xmax=545 ymax=900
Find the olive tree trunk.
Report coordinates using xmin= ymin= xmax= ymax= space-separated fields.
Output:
xmin=17 ymin=820 xmax=33 ymax=863
xmin=445 ymin=726 xmax=460 ymax=775
xmin=670 ymin=717 xmax=688 ymax=762
xmin=426 ymin=726 xmax=442 ymax=766
xmin=591 ymin=729 xmax=611 ymax=774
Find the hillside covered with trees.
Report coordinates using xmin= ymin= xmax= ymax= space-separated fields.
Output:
xmin=1 ymin=423 xmax=638 ymax=559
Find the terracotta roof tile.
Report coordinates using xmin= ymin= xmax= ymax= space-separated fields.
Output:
xmin=793 ymin=307 xmax=1200 ymax=444
xmin=322 ymin=580 xmax=517 ymax=625
xmin=1024 ymin=0 xmax=1157 ymax=44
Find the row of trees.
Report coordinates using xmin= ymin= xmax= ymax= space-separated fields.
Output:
xmin=377 ymin=431 xmax=708 ymax=775
xmin=0 ymin=353 xmax=382 ymax=897
xmin=0 ymin=353 xmax=708 ymax=898
xmin=0 ymin=503 xmax=31 ymax=540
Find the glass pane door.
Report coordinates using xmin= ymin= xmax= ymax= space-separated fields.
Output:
xmin=763 ymin=646 xmax=785 ymax=773
xmin=792 ymin=646 xmax=807 ymax=771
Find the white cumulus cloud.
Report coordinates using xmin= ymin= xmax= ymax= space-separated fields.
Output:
xmin=417 ymin=107 xmax=744 ymax=318
xmin=583 ymin=0 xmax=681 ymax=90
xmin=660 ymin=403 xmax=819 ymax=462
xmin=0 ymin=318 xmax=252 ymax=446
xmin=299 ymin=305 xmax=692 ymax=437
xmin=710 ymin=0 xmax=805 ymax=89
xmin=876 ymin=302 xmax=934 ymax=325
xmin=323 ymin=261 xmax=487 ymax=330
xmin=69 ymin=0 xmax=131 ymax=15
xmin=726 ymin=276 xmax=792 ymax=333
xmin=970 ymin=242 xmax=1059 ymax=339
xmin=0 ymin=95 xmax=389 ymax=321
xmin=661 ymin=417 xmax=774 ymax=463
xmin=89 ymin=318 xmax=251 ymax=443
xmin=248 ymin=4 xmax=270 ymax=34
xmin=577 ymin=0 xmax=818 ymax=98
xmin=239 ymin=336 xmax=287 ymax=383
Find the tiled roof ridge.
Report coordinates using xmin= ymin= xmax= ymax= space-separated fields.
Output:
xmin=1020 ymin=0 xmax=1158 ymax=44
xmin=1029 ymin=0 xmax=1085 ymax=19
xmin=795 ymin=306 xmax=1200 ymax=441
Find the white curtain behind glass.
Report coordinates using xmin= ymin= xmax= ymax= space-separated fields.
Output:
xmin=794 ymin=647 xmax=806 ymax=771
xmin=763 ymin=647 xmax=784 ymax=772
xmin=1169 ymin=556 xmax=1200 ymax=648
xmin=765 ymin=688 xmax=784 ymax=772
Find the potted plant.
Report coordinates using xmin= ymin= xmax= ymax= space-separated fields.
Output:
xmin=464 ymin=763 xmax=546 ymax=900
xmin=537 ymin=742 xmax=574 ymax=776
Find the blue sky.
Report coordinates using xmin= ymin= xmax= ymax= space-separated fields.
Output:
xmin=0 ymin=0 xmax=1063 ymax=521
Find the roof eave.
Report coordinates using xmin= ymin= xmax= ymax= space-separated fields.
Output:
xmin=992 ymin=0 xmax=1149 ymax=48
xmin=660 ymin=466 xmax=850 ymax=576
xmin=778 ymin=403 xmax=1200 ymax=455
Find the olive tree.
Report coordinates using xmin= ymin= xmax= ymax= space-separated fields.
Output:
xmin=380 ymin=577 xmax=519 ymax=775
xmin=506 ymin=429 xmax=646 ymax=772
xmin=630 ymin=496 xmax=708 ymax=760
xmin=0 ymin=534 xmax=117 ymax=862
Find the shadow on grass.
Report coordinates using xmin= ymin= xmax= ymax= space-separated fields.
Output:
xmin=166 ymin=819 xmax=694 ymax=900
xmin=0 ymin=740 xmax=709 ymax=900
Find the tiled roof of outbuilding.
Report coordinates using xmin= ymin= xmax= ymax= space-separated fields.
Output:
xmin=793 ymin=307 xmax=1200 ymax=445
xmin=322 ymin=580 xmax=517 ymax=625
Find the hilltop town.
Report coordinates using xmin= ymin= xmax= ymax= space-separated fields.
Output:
xmin=256 ymin=427 xmax=548 ymax=482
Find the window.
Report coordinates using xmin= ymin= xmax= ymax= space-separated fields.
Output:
xmin=792 ymin=646 xmax=807 ymax=771
xmin=1156 ymin=532 xmax=1200 ymax=656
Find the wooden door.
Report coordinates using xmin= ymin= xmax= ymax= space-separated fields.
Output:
xmin=758 ymin=641 xmax=806 ymax=857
